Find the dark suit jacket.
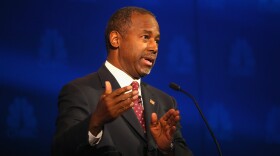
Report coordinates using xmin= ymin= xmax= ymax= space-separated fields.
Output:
xmin=52 ymin=65 xmax=193 ymax=156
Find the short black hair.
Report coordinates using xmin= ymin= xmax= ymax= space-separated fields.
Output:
xmin=105 ymin=6 xmax=156 ymax=52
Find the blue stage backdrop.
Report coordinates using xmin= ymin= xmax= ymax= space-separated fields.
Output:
xmin=1 ymin=0 xmax=280 ymax=155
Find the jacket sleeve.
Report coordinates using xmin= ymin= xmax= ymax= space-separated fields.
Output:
xmin=52 ymin=83 xmax=92 ymax=156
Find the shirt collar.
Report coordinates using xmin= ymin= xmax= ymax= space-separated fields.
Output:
xmin=105 ymin=61 xmax=141 ymax=89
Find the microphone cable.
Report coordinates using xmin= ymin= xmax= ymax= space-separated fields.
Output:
xmin=169 ymin=82 xmax=223 ymax=156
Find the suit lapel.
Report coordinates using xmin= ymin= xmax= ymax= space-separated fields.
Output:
xmin=141 ymin=82 xmax=158 ymax=151
xmin=141 ymin=82 xmax=160 ymax=124
xmin=97 ymin=65 xmax=146 ymax=140
xmin=97 ymin=65 xmax=119 ymax=90
xmin=121 ymin=108 xmax=146 ymax=140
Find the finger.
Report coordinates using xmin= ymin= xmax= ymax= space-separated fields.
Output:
xmin=110 ymin=92 xmax=138 ymax=115
xmin=166 ymin=116 xmax=179 ymax=127
xmin=164 ymin=109 xmax=180 ymax=121
xmin=104 ymin=81 xmax=112 ymax=95
xmin=166 ymin=110 xmax=180 ymax=126
xmin=150 ymin=113 xmax=159 ymax=127
xmin=161 ymin=109 xmax=175 ymax=121
xmin=117 ymin=101 xmax=134 ymax=113
xmin=114 ymin=90 xmax=138 ymax=104
xmin=109 ymin=85 xmax=133 ymax=98
xmin=115 ymin=96 xmax=135 ymax=109
xmin=171 ymin=110 xmax=180 ymax=122
xmin=169 ymin=126 xmax=177 ymax=137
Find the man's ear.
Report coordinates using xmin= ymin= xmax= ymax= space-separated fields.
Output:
xmin=109 ymin=31 xmax=120 ymax=48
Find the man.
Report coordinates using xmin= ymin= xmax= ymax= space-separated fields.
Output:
xmin=52 ymin=6 xmax=193 ymax=156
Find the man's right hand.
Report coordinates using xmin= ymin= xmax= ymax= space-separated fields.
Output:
xmin=89 ymin=81 xmax=139 ymax=136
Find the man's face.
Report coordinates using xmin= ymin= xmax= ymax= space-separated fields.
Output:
xmin=118 ymin=13 xmax=160 ymax=79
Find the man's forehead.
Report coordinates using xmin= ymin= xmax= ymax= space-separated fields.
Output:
xmin=131 ymin=13 xmax=159 ymax=30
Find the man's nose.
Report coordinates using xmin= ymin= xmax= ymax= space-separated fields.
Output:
xmin=147 ymin=40 xmax=158 ymax=54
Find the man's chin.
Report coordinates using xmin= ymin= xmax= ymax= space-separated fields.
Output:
xmin=139 ymin=68 xmax=152 ymax=77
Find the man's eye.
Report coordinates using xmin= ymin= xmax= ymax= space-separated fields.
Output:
xmin=143 ymin=35 xmax=149 ymax=39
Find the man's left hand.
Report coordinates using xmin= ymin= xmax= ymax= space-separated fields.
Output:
xmin=150 ymin=109 xmax=180 ymax=153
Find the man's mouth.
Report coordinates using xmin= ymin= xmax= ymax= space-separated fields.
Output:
xmin=142 ymin=56 xmax=155 ymax=67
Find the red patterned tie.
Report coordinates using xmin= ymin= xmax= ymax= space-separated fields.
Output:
xmin=131 ymin=81 xmax=146 ymax=132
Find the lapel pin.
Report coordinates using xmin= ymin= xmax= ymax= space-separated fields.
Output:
xmin=149 ymin=99 xmax=155 ymax=105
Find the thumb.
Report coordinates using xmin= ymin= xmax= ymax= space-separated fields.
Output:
xmin=150 ymin=113 xmax=159 ymax=127
xmin=104 ymin=81 xmax=112 ymax=95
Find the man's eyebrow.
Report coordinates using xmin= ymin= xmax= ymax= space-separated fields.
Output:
xmin=142 ymin=30 xmax=160 ymax=38
xmin=142 ymin=30 xmax=152 ymax=34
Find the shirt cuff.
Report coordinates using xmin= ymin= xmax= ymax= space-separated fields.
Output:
xmin=88 ymin=130 xmax=103 ymax=146
xmin=159 ymin=142 xmax=174 ymax=155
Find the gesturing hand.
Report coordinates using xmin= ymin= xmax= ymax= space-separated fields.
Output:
xmin=150 ymin=109 xmax=180 ymax=153
xmin=89 ymin=81 xmax=139 ymax=135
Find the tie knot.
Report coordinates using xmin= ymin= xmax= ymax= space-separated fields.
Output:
xmin=131 ymin=81 xmax=139 ymax=91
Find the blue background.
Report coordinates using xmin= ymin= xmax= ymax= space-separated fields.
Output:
xmin=1 ymin=0 xmax=280 ymax=155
